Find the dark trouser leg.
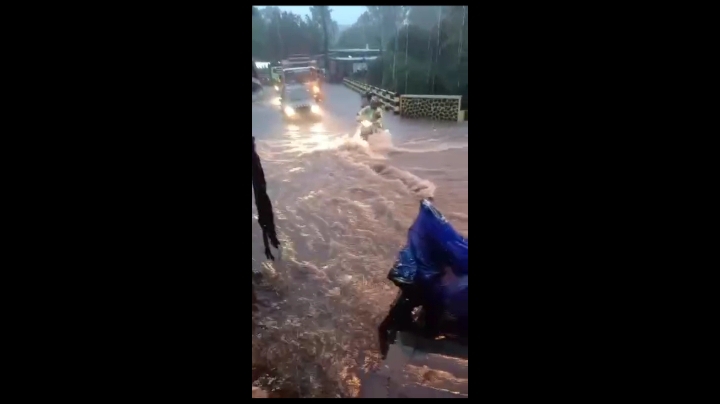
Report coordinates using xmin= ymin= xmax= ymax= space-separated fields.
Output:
xmin=378 ymin=288 xmax=421 ymax=359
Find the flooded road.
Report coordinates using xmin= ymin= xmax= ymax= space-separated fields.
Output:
xmin=251 ymin=84 xmax=468 ymax=397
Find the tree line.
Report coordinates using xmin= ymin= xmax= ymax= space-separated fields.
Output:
xmin=252 ymin=6 xmax=467 ymax=106
xmin=252 ymin=6 xmax=336 ymax=67
xmin=335 ymin=6 xmax=467 ymax=105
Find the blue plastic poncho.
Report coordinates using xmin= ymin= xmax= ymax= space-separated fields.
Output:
xmin=388 ymin=200 xmax=468 ymax=327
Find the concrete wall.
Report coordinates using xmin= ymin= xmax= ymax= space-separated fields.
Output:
xmin=343 ymin=79 xmax=465 ymax=121
xmin=399 ymin=95 xmax=463 ymax=122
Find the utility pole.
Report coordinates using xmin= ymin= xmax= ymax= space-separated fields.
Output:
xmin=392 ymin=7 xmax=399 ymax=90
xmin=320 ymin=6 xmax=330 ymax=72
xmin=275 ymin=11 xmax=284 ymax=60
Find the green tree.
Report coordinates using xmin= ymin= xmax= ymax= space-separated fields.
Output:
xmin=346 ymin=6 xmax=467 ymax=104
xmin=308 ymin=6 xmax=337 ymax=69
xmin=318 ymin=6 xmax=330 ymax=70
xmin=335 ymin=11 xmax=380 ymax=49
xmin=252 ymin=6 xmax=340 ymax=62
xmin=252 ymin=7 xmax=268 ymax=60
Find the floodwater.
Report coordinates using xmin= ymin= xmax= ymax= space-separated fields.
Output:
xmin=251 ymin=84 xmax=468 ymax=398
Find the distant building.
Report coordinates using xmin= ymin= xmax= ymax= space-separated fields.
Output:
xmin=326 ymin=46 xmax=380 ymax=82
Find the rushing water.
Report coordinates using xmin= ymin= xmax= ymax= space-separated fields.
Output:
xmin=252 ymin=85 xmax=468 ymax=397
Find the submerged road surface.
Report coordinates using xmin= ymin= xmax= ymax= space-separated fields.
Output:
xmin=252 ymin=84 xmax=468 ymax=398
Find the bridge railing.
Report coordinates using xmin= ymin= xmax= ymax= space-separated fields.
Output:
xmin=343 ymin=78 xmax=466 ymax=122
xmin=343 ymin=78 xmax=400 ymax=115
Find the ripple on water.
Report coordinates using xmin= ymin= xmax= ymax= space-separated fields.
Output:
xmin=252 ymin=128 xmax=468 ymax=397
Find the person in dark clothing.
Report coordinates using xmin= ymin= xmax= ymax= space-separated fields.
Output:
xmin=252 ymin=55 xmax=280 ymax=259
xmin=252 ymin=136 xmax=280 ymax=260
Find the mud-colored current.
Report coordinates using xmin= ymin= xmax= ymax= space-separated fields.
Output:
xmin=252 ymin=85 xmax=468 ymax=397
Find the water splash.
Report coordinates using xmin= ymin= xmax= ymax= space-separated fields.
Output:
xmin=252 ymin=119 xmax=468 ymax=397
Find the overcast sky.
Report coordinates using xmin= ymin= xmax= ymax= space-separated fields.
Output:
xmin=276 ymin=6 xmax=366 ymax=25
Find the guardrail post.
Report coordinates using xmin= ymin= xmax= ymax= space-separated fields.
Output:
xmin=347 ymin=80 xmax=466 ymax=120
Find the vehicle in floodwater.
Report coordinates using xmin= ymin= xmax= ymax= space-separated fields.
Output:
xmin=280 ymin=84 xmax=322 ymax=122
xmin=280 ymin=67 xmax=322 ymax=102
xmin=280 ymin=55 xmax=323 ymax=102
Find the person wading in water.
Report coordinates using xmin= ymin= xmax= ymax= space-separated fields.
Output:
xmin=252 ymin=59 xmax=280 ymax=260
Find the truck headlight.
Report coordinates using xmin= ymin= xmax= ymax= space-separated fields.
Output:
xmin=311 ymin=105 xmax=321 ymax=114
xmin=313 ymin=85 xmax=319 ymax=93
xmin=284 ymin=106 xmax=295 ymax=116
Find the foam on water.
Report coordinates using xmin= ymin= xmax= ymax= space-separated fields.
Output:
xmin=261 ymin=129 xmax=438 ymax=200
xmin=252 ymin=122 xmax=467 ymax=397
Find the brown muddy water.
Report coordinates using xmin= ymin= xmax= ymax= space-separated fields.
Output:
xmin=252 ymin=85 xmax=468 ymax=397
